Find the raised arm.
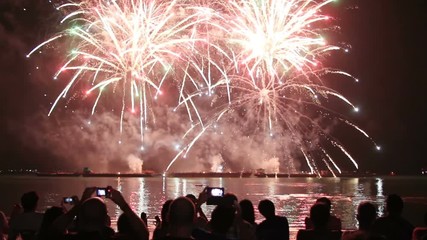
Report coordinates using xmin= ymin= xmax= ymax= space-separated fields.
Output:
xmin=108 ymin=187 xmax=149 ymax=240
xmin=51 ymin=187 xmax=95 ymax=235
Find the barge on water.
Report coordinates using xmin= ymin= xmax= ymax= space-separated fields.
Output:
xmin=167 ymin=171 xmax=253 ymax=178
xmin=253 ymin=169 xmax=317 ymax=178
xmin=36 ymin=172 xmax=81 ymax=177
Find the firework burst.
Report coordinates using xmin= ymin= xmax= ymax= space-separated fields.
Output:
xmin=29 ymin=0 xmax=379 ymax=175
xmin=166 ymin=0 xmax=379 ymax=174
xmin=28 ymin=0 xmax=215 ymax=142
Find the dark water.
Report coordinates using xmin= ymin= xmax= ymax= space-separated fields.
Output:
xmin=0 ymin=176 xmax=426 ymax=239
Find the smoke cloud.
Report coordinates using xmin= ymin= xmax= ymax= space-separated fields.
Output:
xmin=18 ymin=106 xmax=307 ymax=173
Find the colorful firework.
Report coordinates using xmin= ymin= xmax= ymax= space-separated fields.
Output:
xmin=27 ymin=0 xmax=215 ymax=142
xmin=29 ymin=0 xmax=379 ymax=175
xmin=166 ymin=0 xmax=380 ymax=174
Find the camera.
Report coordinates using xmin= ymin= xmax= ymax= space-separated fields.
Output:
xmin=96 ymin=187 xmax=111 ymax=197
xmin=63 ymin=197 xmax=75 ymax=204
xmin=206 ymin=187 xmax=224 ymax=205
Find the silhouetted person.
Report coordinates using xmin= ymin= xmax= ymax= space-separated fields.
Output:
xmin=140 ymin=212 xmax=148 ymax=227
xmin=256 ymin=199 xmax=289 ymax=240
xmin=240 ymin=199 xmax=257 ymax=227
xmin=342 ymin=202 xmax=378 ymax=240
xmin=186 ymin=193 xmax=208 ymax=229
xmin=37 ymin=206 xmax=64 ymax=240
xmin=74 ymin=198 xmax=115 ymax=240
xmin=305 ymin=197 xmax=342 ymax=231
xmin=153 ymin=199 xmax=173 ymax=240
xmin=297 ymin=203 xmax=341 ymax=240
xmin=412 ymin=212 xmax=427 ymax=240
xmin=220 ymin=193 xmax=255 ymax=240
xmin=372 ymin=194 xmax=414 ymax=240
xmin=161 ymin=197 xmax=196 ymax=240
xmin=52 ymin=187 xmax=148 ymax=240
xmin=193 ymin=204 xmax=235 ymax=240
xmin=211 ymin=205 xmax=235 ymax=238
xmin=115 ymin=213 xmax=139 ymax=240
xmin=8 ymin=191 xmax=44 ymax=240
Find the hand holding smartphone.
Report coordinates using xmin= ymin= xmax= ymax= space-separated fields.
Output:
xmin=96 ymin=186 xmax=112 ymax=198
xmin=206 ymin=187 xmax=224 ymax=205
xmin=63 ymin=196 xmax=78 ymax=205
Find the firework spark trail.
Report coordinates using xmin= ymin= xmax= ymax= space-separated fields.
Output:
xmin=29 ymin=0 xmax=379 ymax=174
xmin=181 ymin=0 xmax=377 ymax=175
xmin=28 ymin=0 xmax=218 ymax=142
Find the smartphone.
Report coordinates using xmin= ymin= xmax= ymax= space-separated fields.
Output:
xmin=63 ymin=197 xmax=75 ymax=204
xmin=206 ymin=187 xmax=224 ymax=205
xmin=96 ymin=187 xmax=110 ymax=197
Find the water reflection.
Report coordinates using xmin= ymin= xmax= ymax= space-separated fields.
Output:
xmin=376 ymin=178 xmax=385 ymax=216
xmin=0 ymin=176 xmax=426 ymax=238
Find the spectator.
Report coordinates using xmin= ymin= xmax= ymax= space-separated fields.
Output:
xmin=297 ymin=203 xmax=341 ymax=240
xmin=8 ymin=191 xmax=44 ymax=240
xmin=160 ymin=197 xmax=196 ymax=240
xmin=305 ymin=197 xmax=342 ymax=231
xmin=342 ymin=202 xmax=378 ymax=240
xmin=140 ymin=212 xmax=148 ymax=227
xmin=153 ymin=199 xmax=173 ymax=240
xmin=193 ymin=204 xmax=236 ymax=240
xmin=221 ymin=193 xmax=255 ymax=240
xmin=51 ymin=187 xmax=148 ymax=240
xmin=37 ymin=206 xmax=64 ymax=240
xmin=240 ymin=199 xmax=257 ymax=227
xmin=210 ymin=205 xmax=235 ymax=238
xmin=256 ymin=199 xmax=289 ymax=240
xmin=412 ymin=212 xmax=427 ymax=240
xmin=186 ymin=193 xmax=208 ymax=229
xmin=372 ymin=194 xmax=414 ymax=240
xmin=115 ymin=213 xmax=139 ymax=240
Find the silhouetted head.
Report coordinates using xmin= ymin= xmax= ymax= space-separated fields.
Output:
xmin=316 ymin=197 xmax=332 ymax=212
xmin=77 ymin=198 xmax=109 ymax=231
xmin=223 ymin=193 xmax=238 ymax=207
xmin=240 ymin=199 xmax=255 ymax=224
xmin=310 ymin=203 xmax=330 ymax=229
xmin=117 ymin=213 xmax=132 ymax=234
xmin=185 ymin=194 xmax=197 ymax=204
xmin=424 ymin=212 xmax=427 ymax=225
xmin=258 ymin=199 xmax=275 ymax=219
xmin=38 ymin=206 xmax=65 ymax=238
xmin=386 ymin=194 xmax=404 ymax=216
xmin=161 ymin=199 xmax=173 ymax=223
xmin=42 ymin=206 xmax=64 ymax=225
xmin=167 ymin=197 xmax=195 ymax=227
xmin=357 ymin=201 xmax=377 ymax=230
xmin=210 ymin=205 xmax=235 ymax=235
xmin=21 ymin=191 xmax=39 ymax=212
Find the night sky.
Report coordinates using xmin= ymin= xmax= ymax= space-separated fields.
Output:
xmin=1 ymin=0 xmax=426 ymax=174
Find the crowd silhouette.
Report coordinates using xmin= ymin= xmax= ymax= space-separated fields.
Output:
xmin=0 ymin=187 xmax=426 ymax=240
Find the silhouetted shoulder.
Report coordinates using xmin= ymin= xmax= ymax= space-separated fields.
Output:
xmin=157 ymin=237 xmax=194 ymax=240
xmin=256 ymin=216 xmax=289 ymax=240
xmin=296 ymin=229 xmax=341 ymax=240
xmin=372 ymin=216 xmax=414 ymax=240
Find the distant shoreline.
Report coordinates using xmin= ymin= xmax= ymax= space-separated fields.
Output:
xmin=0 ymin=172 xmax=425 ymax=178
